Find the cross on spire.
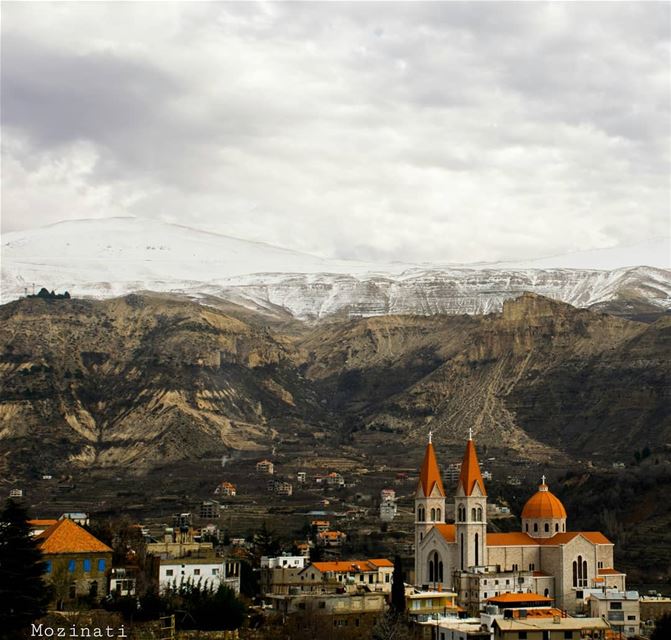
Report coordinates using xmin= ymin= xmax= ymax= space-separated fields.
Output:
xmin=468 ymin=427 xmax=473 ymax=441
xmin=428 ymin=430 xmax=432 ymax=444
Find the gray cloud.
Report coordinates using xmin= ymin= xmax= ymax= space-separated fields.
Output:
xmin=1 ymin=1 xmax=669 ymax=263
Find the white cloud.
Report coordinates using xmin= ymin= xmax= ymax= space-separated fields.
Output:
xmin=1 ymin=1 xmax=669 ymax=263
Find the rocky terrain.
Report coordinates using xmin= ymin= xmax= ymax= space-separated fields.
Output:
xmin=0 ymin=292 xmax=668 ymax=479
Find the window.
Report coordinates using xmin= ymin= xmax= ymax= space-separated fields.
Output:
xmin=477 ymin=507 xmax=483 ymax=521
xmin=45 ymin=561 xmax=52 ymax=574
xmin=572 ymin=556 xmax=587 ymax=588
xmin=542 ymin=632 xmax=550 ymax=640
xmin=431 ymin=508 xmax=436 ymax=520
xmin=610 ymin=602 xmax=622 ymax=610
xmin=418 ymin=506 xmax=425 ymax=522
xmin=529 ymin=563 xmax=535 ymax=571
xmin=555 ymin=523 xmax=559 ymax=532
xmin=598 ymin=561 xmax=603 ymax=569
xmin=525 ymin=523 xmax=529 ymax=532
xmin=518 ymin=632 xmax=527 ymax=639
xmin=98 ymin=559 xmax=106 ymax=572
xmin=194 ymin=569 xmax=201 ymax=576
xmin=68 ymin=560 xmax=75 ymax=573
xmin=484 ymin=592 xmax=488 ymax=598
xmin=385 ymin=574 xmax=390 ymax=583
xmin=627 ymin=615 xmax=636 ymax=620
xmin=83 ymin=559 xmax=91 ymax=572
xmin=166 ymin=569 xmax=174 ymax=577
xmin=512 ymin=564 xmax=519 ymax=571
xmin=544 ymin=523 xmax=549 ymax=532
xmin=368 ymin=575 xmax=373 ymax=584
xmin=534 ymin=523 xmax=538 ymax=532
xmin=563 ymin=633 xmax=572 ymax=640
xmin=359 ymin=575 xmax=364 ymax=581
xmin=436 ymin=508 xmax=441 ymax=521
xmin=471 ymin=507 xmax=476 ymax=520
xmin=212 ymin=568 xmax=219 ymax=575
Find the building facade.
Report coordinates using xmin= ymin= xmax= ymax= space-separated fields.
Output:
xmin=415 ymin=434 xmax=625 ymax=614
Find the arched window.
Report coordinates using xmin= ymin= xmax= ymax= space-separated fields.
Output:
xmin=563 ymin=523 xmax=566 ymax=532
xmin=475 ymin=533 xmax=480 ymax=566
xmin=431 ymin=508 xmax=436 ymax=521
xmin=477 ymin=507 xmax=483 ymax=521
xmin=555 ymin=523 xmax=559 ymax=532
xmin=544 ymin=523 xmax=549 ymax=533
xmin=544 ymin=588 xmax=549 ymax=597
xmin=534 ymin=523 xmax=538 ymax=532
xmin=438 ymin=560 xmax=444 ymax=582
xmin=525 ymin=523 xmax=529 ymax=532
xmin=471 ymin=507 xmax=476 ymax=520
xmin=573 ymin=555 xmax=588 ymax=587
xmin=418 ymin=506 xmax=425 ymax=522
xmin=436 ymin=508 xmax=441 ymax=521
xmin=429 ymin=558 xmax=434 ymax=582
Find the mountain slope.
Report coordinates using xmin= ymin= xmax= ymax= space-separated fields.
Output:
xmin=0 ymin=293 xmax=667 ymax=476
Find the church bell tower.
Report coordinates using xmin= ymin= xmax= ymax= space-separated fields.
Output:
xmin=455 ymin=430 xmax=488 ymax=571
xmin=414 ymin=432 xmax=446 ymax=580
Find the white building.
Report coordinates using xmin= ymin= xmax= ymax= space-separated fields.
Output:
xmin=261 ymin=555 xmax=308 ymax=569
xmin=589 ymin=590 xmax=640 ymax=638
xmin=159 ymin=556 xmax=241 ymax=594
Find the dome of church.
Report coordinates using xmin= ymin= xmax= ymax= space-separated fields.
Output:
xmin=521 ymin=482 xmax=567 ymax=519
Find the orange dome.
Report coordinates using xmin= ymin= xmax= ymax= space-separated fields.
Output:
xmin=521 ymin=482 xmax=567 ymax=519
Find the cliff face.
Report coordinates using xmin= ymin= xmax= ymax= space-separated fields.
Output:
xmin=0 ymin=294 xmax=322 ymax=474
xmin=0 ymin=292 xmax=668 ymax=474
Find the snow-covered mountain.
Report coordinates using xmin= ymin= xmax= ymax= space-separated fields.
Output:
xmin=2 ymin=217 xmax=669 ymax=320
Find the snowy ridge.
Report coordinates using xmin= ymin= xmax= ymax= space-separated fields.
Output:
xmin=2 ymin=218 xmax=670 ymax=319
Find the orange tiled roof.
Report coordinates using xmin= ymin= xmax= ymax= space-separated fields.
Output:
xmin=367 ymin=558 xmax=393 ymax=567
xmin=28 ymin=519 xmax=58 ymax=527
xmin=598 ymin=567 xmax=623 ymax=575
xmin=310 ymin=559 xmax=392 ymax=573
xmin=36 ymin=518 xmax=112 ymax=554
xmin=317 ymin=530 xmax=346 ymax=539
xmin=418 ymin=441 xmax=445 ymax=497
xmin=521 ymin=482 xmax=567 ymax=519
xmin=487 ymin=592 xmax=552 ymax=604
xmin=458 ymin=438 xmax=486 ymax=496
xmin=487 ymin=532 xmax=538 ymax=546
xmin=486 ymin=531 xmax=612 ymax=547
xmin=435 ymin=523 xmax=456 ymax=543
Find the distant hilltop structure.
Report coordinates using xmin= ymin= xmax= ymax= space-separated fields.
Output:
xmin=27 ymin=287 xmax=71 ymax=300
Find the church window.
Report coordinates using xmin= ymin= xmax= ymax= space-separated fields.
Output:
xmin=431 ymin=508 xmax=436 ymax=520
xmin=438 ymin=560 xmax=444 ymax=582
xmin=471 ymin=507 xmax=476 ymax=520
xmin=573 ymin=556 xmax=588 ymax=587
xmin=555 ymin=523 xmax=559 ymax=532
xmin=477 ymin=507 xmax=483 ymax=521
xmin=598 ymin=561 xmax=603 ymax=569
xmin=460 ymin=534 xmax=464 ymax=570
xmin=475 ymin=533 xmax=479 ymax=565
xmin=436 ymin=508 xmax=441 ymax=521
xmin=525 ymin=524 xmax=529 ymax=532
xmin=562 ymin=523 xmax=565 ymax=532
xmin=544 ymin=523 xmax=549 ymax=532
xmin=534 ymin=523 xmax=538 ymax=532
xmin=512 ymin=564 xmax=518 ymax=571
xmin=418 ymin=506 xmax=425 ymax=522
xmin=528 ymin=563 xmax=535 ymax=571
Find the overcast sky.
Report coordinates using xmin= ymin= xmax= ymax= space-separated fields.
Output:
xmin=2 ymin=1 xmax=669 ymax=263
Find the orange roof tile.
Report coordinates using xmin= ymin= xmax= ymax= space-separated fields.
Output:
xmin=487 ymin=593 xmax=552 ymax=604
xmin=488 ymin=531 xmax=612 ymax=547
xmin=28 ymin=519 xmax=58 ymax=527
xmin=487 ymin=532 xmax=538 ymax=546
xmin=36 ymin=519 xmax=112 ymax=555
xmin=598 ymin=567 xmax=623 ymax=575
xmin=367 ymin=559 xmax=394 ymax=567
xmin=310 ymin=559 xmax=392 ymax=573
xmin=458 ymin=438 xmax=486 ymax=496
xmin=418 ymin=441 xmax=445 ymax=497
xmin=435 ymin=523 xmax=456 ymax=543
xmin=521 ymin=482 xmax=567 ymax=519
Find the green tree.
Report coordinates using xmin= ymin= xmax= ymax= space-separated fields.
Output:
xmin=0 ymin=499 xmax=51 ymax=638
xmin=390 ymin=555 xmax=405 ymax=614
xmin=652 ymin=613 xmax=671 ymax=640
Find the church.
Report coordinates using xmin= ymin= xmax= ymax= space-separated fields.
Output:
xmin=414 ymin=433 xmax=627 ymax=614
